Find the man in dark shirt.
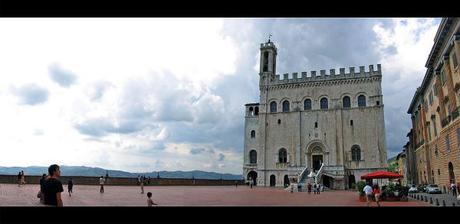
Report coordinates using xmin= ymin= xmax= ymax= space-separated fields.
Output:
xmin=43 ymin=164 xmax=63 ymax=206
xmin=39 ymin=174 xmax=47 ymax=204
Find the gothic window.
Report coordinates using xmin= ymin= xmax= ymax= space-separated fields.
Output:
xmin=270 ymin=101 xmax=277 ymax=113
xmin=250 ymin=130 xmax=255 ymax=138
xmin=320 ymin=98 xmax=328 ymax=109
xmin=457 ymin=128 xmax=460 ymax=146
xmin=441 ymin=69 xmax=446 ymax=86
xmin=278 ymin=148 xmax=287 ymax=163
xmin=429 ymin=91 xmax=434 ymax=106
xmin=249 ymin=150 xmax=257 ymax=164
xmin=358 ymin=95 xmax=366 ymax=107
xmin=351 ymin=145 xmax=361 ymax=161
xmin=446 ymin=134 xmax=451 ymax=152
xmin=304 ymin=99 xmax=312 ymax=110
xmin=343 ymin=96 xmax=351 ymax=108
xmin=282 ymin=100 xmax=290 ymax=112
xmin=452 ymin=51 xmax=458 ymax=68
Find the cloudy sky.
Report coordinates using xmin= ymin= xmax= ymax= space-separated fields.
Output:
xmin=0 ymin=18 xmax=440 ymax=174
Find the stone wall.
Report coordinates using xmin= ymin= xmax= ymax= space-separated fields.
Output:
xmin=0 ymin=175 xmax=244 ymax=186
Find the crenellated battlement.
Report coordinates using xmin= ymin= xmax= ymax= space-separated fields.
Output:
xmin=272 ymin=64 xmax=381 ymax=84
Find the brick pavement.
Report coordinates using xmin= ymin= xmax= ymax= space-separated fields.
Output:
xmin=0 ymin=184 xmax=429 ymax=206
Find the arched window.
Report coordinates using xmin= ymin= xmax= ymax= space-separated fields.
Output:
xmin=351 ymin=145 xmax=361 ymax=161
xmin=250 ymin=130 xmax=255 ymax=138
xmin=278 ymin=148 xmax=287 ymax=163
xmin=343 ymin=96 xmax=351 ymax=108
xmin=254 ymin=107 xmax=259 ymax=115
xmin=448 ymin=162 xmax=455 ymax=184
xmin=304 ymin=99 xmax=312 ymax=110
xmin=320 ymin=98 xmax=328 ymax=109
xmin=249 ymin=107 xmax=253 ymax=116
xmin=270 ymin=101 xmax=277 ymax=113
xmin=358 ymin=95 xmax=366 ymax=107
xmin=249 ymin=150 xmax=257 ymax=164
xmin=282 ymin=100 xmax=290 ymax=112
xmin=263 ymin=52 xmax=269 ymax=72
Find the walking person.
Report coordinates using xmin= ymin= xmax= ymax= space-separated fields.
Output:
xmin=68 ymin=178 xmax=74 ymax=197
xmin=42 ymin=164 xmax=64 ymax=207
xmin=147 ymin=192 xmax=157 ymax=207
xmin=235 ymin=180 xmax=238 ymax=188
xmin=373 ymin=184 xmax=381 ymax=207
xmin=20 ymin=171 xmax=26 ymax=185
xmin=17 ymin=172 xmax=21 ymax=187
xmin=451 ymin=182 xmax=457 ymax=197
xmin=363 ymin=183 xmax=373 ymax=207
xmin=148 ymin=176 xmax=151 ymax=185
xmin=313 ymin=183 xmax=317 ymax=194
xmin=39 ymin=174 xmax=47 ymax=204
xmin=99 ymin=176 xmax=105 ymax=193
xmin=307 ymin=183 xmax=312 ymax=194
xmin=137 ymin=175 xmax=141 ymax=185
xmin=318 ymin=183 xmax=321 ymax=195
xmin=140 ymin=176 xmax=145 ymax=194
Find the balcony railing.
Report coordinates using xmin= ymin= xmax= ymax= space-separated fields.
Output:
xmin=452 ymin=107 xmax=460 ymax=120
xmin=441 ymin=115 xmax=452 ymax=128
xmin=275 ymin=162 xmax=288 ymax=169
xmin=415 ymin=139 xmax=425 ymax=149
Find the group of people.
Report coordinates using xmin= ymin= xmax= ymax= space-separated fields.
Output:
xmin=305 ymin=183 xmax=322 ymax=194
xmin=38 ymin=164 xmax=64 ymax=206
xmin=17 ymin=171 xmax=26 ymax=186
xmin=363 ymin=183 xmax=381 ymax=207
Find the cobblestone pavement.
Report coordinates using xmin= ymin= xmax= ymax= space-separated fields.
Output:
xmin=0 ymin=184 xmax=429 ymax=206
xmin=409 ymin=192 xmax=460 ymax=207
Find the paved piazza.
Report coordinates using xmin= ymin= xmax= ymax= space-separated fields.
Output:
xmin=0 ymin=184 xmax=429 ymax=206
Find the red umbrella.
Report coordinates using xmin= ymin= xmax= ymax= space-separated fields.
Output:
xmin=361 ymin=171 xmax=403 ymax=180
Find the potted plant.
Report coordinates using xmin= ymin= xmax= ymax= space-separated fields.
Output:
xmin=356 ymin=181 xmax=366 ymax=202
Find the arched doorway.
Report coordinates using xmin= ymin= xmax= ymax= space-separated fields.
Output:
xmin=284 ymin=175 xmax=290 ymax=187
xmin=448 ymin=162 xmax=455 ymax=184
xmin=348 ymin=175 xmax=356 ymax=189
xmin=306 ymin=141 xmax=326 ymax=172
xmin=312 ymin=155 xmax=323 ymax=171
xmin=247 ymin=171 xmax=257 ymax=186
xmin=270 ymin=175 xmax=276 ymax=187
xmin=322 ymin=175 xmax=331 ymax=188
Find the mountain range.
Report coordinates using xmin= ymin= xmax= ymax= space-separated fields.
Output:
xmin=0 ymin=165 xmax=243 ymax=180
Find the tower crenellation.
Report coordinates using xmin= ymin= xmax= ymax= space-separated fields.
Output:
xmin=272 ymin=64 xmax=382 ymax=84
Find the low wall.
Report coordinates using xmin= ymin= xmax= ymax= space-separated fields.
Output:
xmin=0 ymin=175 xmax=244 ymax=186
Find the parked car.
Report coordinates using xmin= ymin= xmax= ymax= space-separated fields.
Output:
xmin=408 ymin=185 xmax=418 ymax=193
xmin=417 ymin=184 xmax=427 ymax=192
xmin=426 ymin=184 xmax=442 ymax=194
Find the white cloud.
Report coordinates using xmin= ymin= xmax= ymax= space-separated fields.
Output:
xmin=0 ymin=18 xmax=441 ymax=173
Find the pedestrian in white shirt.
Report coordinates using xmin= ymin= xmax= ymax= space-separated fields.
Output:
xmin=99 ymin=176 xmax=105 ymax=193
xmin=363 ymin=183 xmax=373 ymax=207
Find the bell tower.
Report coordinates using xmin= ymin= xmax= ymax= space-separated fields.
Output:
xmin=259 ymin=36 xmax=277 ymax=86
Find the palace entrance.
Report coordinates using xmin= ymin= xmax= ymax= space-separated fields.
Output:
xmin=247 ymin=171 xmax=257 ymax=186
xmin=312 ymin=155 xmax=323 ymax=172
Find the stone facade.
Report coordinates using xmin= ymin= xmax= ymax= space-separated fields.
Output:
xmin=407 ymin=18 xmax=460 ymax=192
xmin=243 ymin=40 xmax=388 ymax=189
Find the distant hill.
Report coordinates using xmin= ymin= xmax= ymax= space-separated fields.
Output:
xmin=0 ymin=166 xmax=243 ymax=180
